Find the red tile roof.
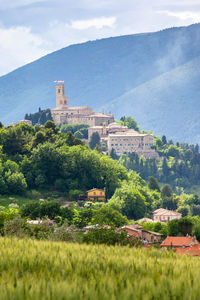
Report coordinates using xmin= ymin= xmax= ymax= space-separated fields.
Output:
xmin=176 ymin=244 xmax=200 ymax=256
xmin=161 ymin=236 xmax=196 ymax=247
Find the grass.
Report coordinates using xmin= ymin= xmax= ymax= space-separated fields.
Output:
xmin=0 ymin=195 xmax=33 ymax=208
xmin=0 ymin=238 xmax=200 ymax=299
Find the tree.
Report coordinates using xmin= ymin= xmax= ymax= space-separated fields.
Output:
xmin=162 ymin=158 xmax=170 ymax=179
xmin=148 ymin=176 xmax=160 ymax=192
xmin=167 ymin=219 xmax=179 ymax=236
xmin=161 ymin=184 xmax=173 ymax=199
xmin=177 ymin=206 xmax=189 ymax=217
xmin=44 ymin=120 xmax=59 ymax=134
xmin=120 ymin=116 xmax=140 ymax=131
xmin=89 ymin=132 xmax=100 ymax=150
xmin=83 ymin=227 xmax=139 ymax=246
xmin=33 ymin=131 xmax=46 ymax=147
xmin=109 ymin=183 xmax=146 ymax=220
xmin=92 ymin=206 xmax=128 ymax=227
xmin=110 ymin=148 xmax=118 ymax=160
xmin=6 ymin=172 xmax=27 ymax=195
xmin=74 ymin=130 xmax=84 ymax=139
xmin=162 ymin=135 xmax=167 ymax=145
xmin=178 ymin=217 xmax=193 ymax=236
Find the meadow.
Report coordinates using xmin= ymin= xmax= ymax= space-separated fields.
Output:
xmin=0 ymin=238 xmax=199 ymax=300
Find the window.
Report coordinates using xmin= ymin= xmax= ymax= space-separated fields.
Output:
xmin=58 ymin=89 xmax=60 ymax=93
xmin=93 ymin=192 xmax=96 ymax=195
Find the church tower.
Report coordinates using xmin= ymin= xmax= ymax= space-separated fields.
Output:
xmin=56 ymin=84 xmax=68 ymax=108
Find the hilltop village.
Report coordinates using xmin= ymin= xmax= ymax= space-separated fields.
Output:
xmin=50 ymin=83 xmax=159 ymax=159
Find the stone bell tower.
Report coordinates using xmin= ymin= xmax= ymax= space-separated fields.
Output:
xmin=56 ymin=84 xmax=68 ymax=108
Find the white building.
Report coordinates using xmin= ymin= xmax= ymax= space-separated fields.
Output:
xmin=153 ymin=208 xmax=182 ymax=222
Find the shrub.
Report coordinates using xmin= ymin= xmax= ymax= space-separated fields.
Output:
xmin=83 ymin=227 xmax=141 ymax=247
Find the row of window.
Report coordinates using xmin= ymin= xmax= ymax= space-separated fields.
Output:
xmin=111 ymin=143 xmax=153 ymax=147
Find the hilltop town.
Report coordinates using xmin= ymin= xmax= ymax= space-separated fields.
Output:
xmin=51 ymin=83 xmax=160 ymax=159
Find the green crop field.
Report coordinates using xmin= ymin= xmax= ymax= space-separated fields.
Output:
xmin=0 ymin=238 xmax=200 ymax=300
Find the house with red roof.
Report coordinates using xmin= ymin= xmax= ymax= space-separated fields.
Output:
xmin=161 ymin=236 xmax=199 ymax=249
xmin=175 ymin=244 xmax=200 ymax=256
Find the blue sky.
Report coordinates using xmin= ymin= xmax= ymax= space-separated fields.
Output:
xmin=0 ymin=0 xmax=200 ymax=76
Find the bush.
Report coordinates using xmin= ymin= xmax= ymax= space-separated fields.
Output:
xmin=49 ymin=225 xmax=83 ymax=243
xmin=83 ymin=227 xmax=141 ymax=246
xmin=3 ymin=216 xmax=28 ymax=237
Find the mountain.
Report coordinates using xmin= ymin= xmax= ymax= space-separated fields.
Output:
xmin=0 ymin=23 xmax=200 ymax=143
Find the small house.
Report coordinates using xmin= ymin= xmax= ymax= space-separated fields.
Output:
xmin=161 ymin=236 xmax=199 ymax=249
xmin=87 ymin=188 xmax=105 ymax=201
xmin=121 ymin=225 xmax=162 ymax=244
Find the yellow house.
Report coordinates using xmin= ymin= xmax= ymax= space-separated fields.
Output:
xmin=87 ymin=188 xmax=106 ymax=201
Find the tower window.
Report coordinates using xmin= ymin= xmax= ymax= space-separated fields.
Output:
xmin=58 ymin=89 xmax=60 ymax=93
xmin=64 ymin=100 xmax=67 ymax=104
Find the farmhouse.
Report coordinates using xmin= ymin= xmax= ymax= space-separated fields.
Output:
xmin=161 ymin=236 xmax=199 ymax=249
xmin=153 ymin=208 xmax=182 ymax=222
xmin=121 ymin=225 xmax=162 ymax=243
xmin=87 ymin=188 xmax=106 ymax=201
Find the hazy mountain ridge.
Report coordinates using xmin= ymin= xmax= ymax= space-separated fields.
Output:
xmin=0 ymin=23 xmax=200 ymax=142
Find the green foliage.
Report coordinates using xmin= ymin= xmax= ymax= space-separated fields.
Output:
xmin=89 ymin=132 xmax=100 ymax=150
xmin=148 ymin=176 xmax=160 ymax=192
xmin=109 ymin=182 xmax=146 ymax=220
xmin=21 ymin=201 xmax=74 ymax=222
xmin=120 ymin=116 xmax=140 ymax=131
xmin=25 ymin=108 xmax=53 ymax=125
xmin=91 ymin=206 xmax=128 ymax=227
xmin=83 ymin=227 xmax=139 ymax=246
xmin=60 ymin=123 xmax=89 ymax=139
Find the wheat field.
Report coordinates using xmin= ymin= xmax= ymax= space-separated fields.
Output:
xmin=0 ymin=237 xmax=199 ymax=300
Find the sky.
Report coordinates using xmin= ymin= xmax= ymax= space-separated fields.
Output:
xmin=0 ymin=0 xmax=200 ymax=76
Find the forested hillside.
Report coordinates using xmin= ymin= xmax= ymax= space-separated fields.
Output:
xmin=0 ymin=23 xmax=200 ymax=143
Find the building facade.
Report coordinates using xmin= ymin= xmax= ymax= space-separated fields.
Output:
xmin=51 ymin=83 xmax=114 ymax=126
xmin=153 ymin=208 xmax=182 ymax=222
xmin=87 ymin=188 xmax=106 ymax=201
xmin=107 ymin=130 xmax=160 ymax=159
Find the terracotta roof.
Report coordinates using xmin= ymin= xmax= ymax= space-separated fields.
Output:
xmin=175 ymin=244 xmax=200 ymax=256
xmin=153 ymin=208 xmax=181 ymax=216
xmin=161 ymin=236 xmax=196 ymax=247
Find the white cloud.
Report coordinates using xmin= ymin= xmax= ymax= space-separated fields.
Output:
xmin=0 ymin=26 xmax=48 ymax=75
xmin=158 ymin=10 xmax=200 ymax=23
xmin=71 ymin=17 xmax=116 ymax=30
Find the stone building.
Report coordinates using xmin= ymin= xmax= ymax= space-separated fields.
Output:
xmin=51 ymin=83 xmax=114 ymax=125
xmin=88 ymin=122 xmax=128 ymax=140
xmin=107 ymin=130 xmax=160 ymax=159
